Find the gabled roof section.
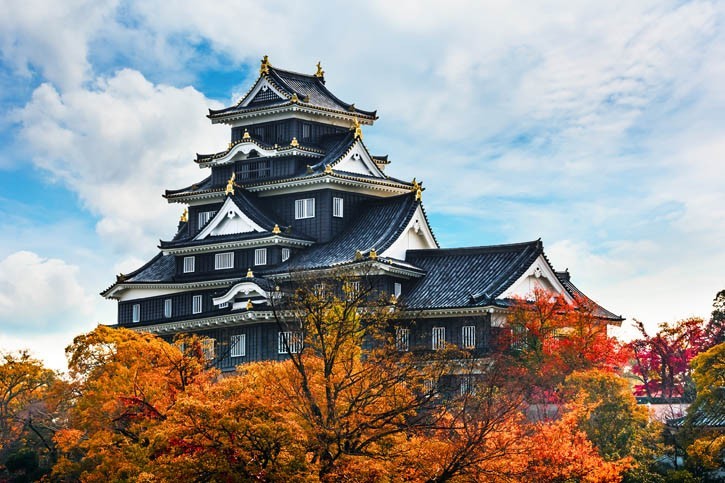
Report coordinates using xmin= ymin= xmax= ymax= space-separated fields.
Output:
xmin=402 ymin=241 xmax=544 ymax=310
xmin=555 ymin=270 xmax=624 ymax=322
xmin=272 ymin=193 xmax=421 ymax=272
xmin=311 ymin=135 xmax=386 ymax=178
xmin=208 ymin=59 xmax=376 ymax=122
xmin=194 ymin=192 xmax=274 ymax=240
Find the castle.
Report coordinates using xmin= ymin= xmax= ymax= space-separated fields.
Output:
xmin=102 ymin=56 xmax=621 ymax=371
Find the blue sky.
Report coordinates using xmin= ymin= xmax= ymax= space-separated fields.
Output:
xmin=1 ymin=0 xmax=723 ymax=370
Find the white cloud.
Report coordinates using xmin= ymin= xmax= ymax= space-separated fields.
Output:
xmin=15 ymin=69 xmax=228 ymax=257
xmin=0 ymin=251 xmax=94 ymax=332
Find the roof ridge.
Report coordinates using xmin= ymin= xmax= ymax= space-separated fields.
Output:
xmin=407 ymin=239 xmax=543 ymax=257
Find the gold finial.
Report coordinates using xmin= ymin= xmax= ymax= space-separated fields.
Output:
xmin=302 ymin=94 xmax=310 ymax=103
xmin=246 ymin=299 xmax=253 ymax=310
xmin=411 ymin=178 xmax=421 ymax=191
xmin=352 ymin=118 xmax=363 ymax=140
xmin=415 ymin=188 xmax=422 ymax=202
xmin=290 ymin=92 xmax=299 ymax=103
xmin=246 ymin=268 xmax=254 ymax=278
xmin=315 ymin=61 xmax=324 ymax=78
xmin=228 ymin=142 xmax=233 ymax=149
xmin=290 ymin=137 xmax=299 ymax=147
xmin=225 ymin=172 xmax=236 ymax=196
xmin=390 ymin=293 xmax=398 ymax=304
xmin=180 ymin=208 xmax=188 ymax=223
xmin=272 ymin=224 xmax=281 ymax=234
xmin=354 ymin=250 xmax=363 ymax=261
xmin=369 ymin=248 xmax=377 ymax=260
xmin=242 ymin=129 xmax=251 ymax=140
xmin=324 ymin=164 xmax=333 ymax=174
xmin=260 ymin=55 xmax=270 ymax=74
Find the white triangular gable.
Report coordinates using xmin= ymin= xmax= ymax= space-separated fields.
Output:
xmin=499 ymin=254 xmax=573 ymax=302
xmin=333 ymin=142 xmax=386 ymax=178
xmin=212 ymin=281 xmax=270 ymax=306
xmin=240 ymin=78 xmax=286 ymax=107
xmin=380 ymin=205 xmax=438 ymax=260
xmin=195 ymin=196 xmax=265 ymax=239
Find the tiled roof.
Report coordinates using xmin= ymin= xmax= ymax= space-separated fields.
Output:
xmin=402 ymin=241 xmax=544 ymax=310
xmin=271 ymin=193 xmax=420 ymax=272
xmin=555 ymin=270 xmax=623 ymax=321
xmin=209 ymin=66 xmax=376 ymax=119
xmin=126 ymin=253 xmax=176 ymax=283
xmin=668 ymin=395 xmax=725 ymax=428
xmin=165 ymin=175 xmax=215 ymax=197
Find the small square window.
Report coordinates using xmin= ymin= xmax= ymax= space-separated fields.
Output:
xmin=198 ymin=210 xmax=215 ymax=228
xmin=164 ymin=299 xmax=172 ymax=318
xmin=333 ymin=197 xmax=344 ymax=218
xmin=192 ymin=295 xmax=203 ymax=314
xmin=218 ymin=302 xmax=229 ymax=309
xmin=254 ymin=248 xmax=267 ymax=266
xmin=183 ymin=256 xmax=195 ymax=273
xmin=294 ymin=198 xmax=315 ymax=219
xmin=215 ymin=252 xmax=234 ymax=270
xmin=231 ymin=334 xmax=246 ymax=357
xmin=278 ymin=331 xmax=303 ymax=354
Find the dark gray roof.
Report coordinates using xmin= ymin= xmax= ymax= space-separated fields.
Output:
xmin=209 ymin=66 xmax=376 ymax=119
xmin=126 ymin=253 xmax=176 ymax=283
xmin=270 ymin=193 xmax=420 ymax=272
xmin=554 ymin=270 xmax=623 ymax=321
xmin=402 ymin=241 xmax=544 ymax=310
xmin=164 ymin=175 xmax=215 ymax=198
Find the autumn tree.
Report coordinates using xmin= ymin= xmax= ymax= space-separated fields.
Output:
xmin=504 ymin=289 xmax=626 ymax=403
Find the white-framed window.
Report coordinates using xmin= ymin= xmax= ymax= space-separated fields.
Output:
xmin=461 ymin=325 xmax=476 ymax=349
xmin=394 ymin=282 xmax=402 ymax=299
xmin=164 ymin=299 xmax=172 ymax=318
xmin=183 ymin=256 xmax=195 ymax=273
xmin=201 ymin=338 xmax=215 ymax=360
xmin=281 ymin=248 xmax=290 ymax=262
xmin=432 ymin=327 xmax=446 ymax=351
xmin=396 ymin=328 xmax=410 ymax=352
xmin=230 ymin=334 xmax=246 ymax=357
xmin=192 ymin=295 xmax=203 ymax=314
xmin=333 ymin=197 xmax=344 ymax=218
xmin=278 ymin=331 xmax=303 ymax=354
xmin=314 ymin=283 xmax=326 ymax=297
xmin=346 ymin=281 xmax=360 ymax=299
xmin=215 ymin=252 xmax=234 ymax=270
xmin=132 ymin=304 xmax=140 ymax=323
xmin=218 ymin=302 xmax=229 ymax=309
xmin=254 ymin=248 xmax=267 ymax=266
xmin=295 ymin=198 xmax=315 ymax=219
xmin=198 ymin=210 xmax=215 ymax=228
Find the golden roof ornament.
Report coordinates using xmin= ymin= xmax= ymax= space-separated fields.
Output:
xmin=324 ymin=164 xmax=333 ymax=174
xmin=290 ymin=92 xmax=299 ymax=103
xmin=411 ymin=178 xmax=421 ymax=191
xmin=290 ymin=137 xmax=299 ymax=147
xmin=246 ymin=299 xmax=253 ymax=310
xmin=302 ymin=94 xmax=310 ymax=103
xmin=315 ymin=61 xmax=324 ymax=78
xmin=242 ymin=129 xmax=251 ymax=140
xmin=415 ymin=188 xmax=422 ymax=202
xmin=369 ymin=248 xmax=377 ymax=260
xmin=246 ymin=268 xmax=254 ymax=278
xmin=228 ymin=142 xmax=233 ymax=149
xmin=180 ymin=208 xmax=188 ymax=223
xmin=354 ymin=250 xmax=363 ymax=261
xmin=352 ymin=118 xmax=363 ymax=140
xmin=225 ymin=172 xmax=236 ymax=196
xmin=260 ymin=55 xmax=270 ymax=74
xmin=272 ymin=224 xmax=281 ymax=234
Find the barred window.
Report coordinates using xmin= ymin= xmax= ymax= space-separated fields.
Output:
xmin=230 ymin=334 xmax=246 ymax=357
xmin=278 ymin=331 xmax=303 ymax=354
xmin=295 ymin=198 xmax=315 ymax=219
xmin=396 ymin=328 xmax=410 ymax=352
xmin=183 ymin=256 xmax=195 ymax=273
xmin=281 ymin=248 xmax=290 ymax=262
xmin=215 ymin=252 xmax=234 ymax=270
xmin=254 ymin=248 xmax=267 ymax=266
xmin=164 ymin=299 xmax=172 ymax=318
xmin=192 ymin=295 xmax=202 ymax=314
xmin=240 ymin=160 xmax=270 ymax=179
xmin=132 ymin=304 xmax=140 ymax=323
xmin=432 ymin=327 xmax=446 ymax=351
xmin=218 ymin=302 xmax=229 ymax=309
xmin=198 ymin=211 xmax=215 ymax=228
xmin=461 ymin=325 xmax=476 ymax=349
xmin=333 ymin=197 xmax=344 ymax=218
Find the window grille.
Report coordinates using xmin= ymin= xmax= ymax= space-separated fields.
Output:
xmin=192 ymin=295 xmax=202 ymax=314
xmin=198 ymin=211 xmax=215 ymax=228
xmin=240 ymin=160 xmax=270 ymax=179
xmin=164 ymin=299 xmax=172 ymax=318
xmin=132 ymin=304 xmax=140 ymax=323
xmin=282 ymin=248 xmax=290 ymax=262
xmin=183 ymin=256 xmax=195 ymax=273
xmin=215 ymin=252 xmax=234 ymax=270
xmin=396 ymin=328 xmax=410 ymax=352
xmin=278 ymin=331 xmax=303 ymax=354
xmin=295 ymin=198 xmax=315 ymax=219
xmin=432 ymin=327 xmax=446 ymax=350
xmin=333 ymin=197 xmax=344 ymax=217
xmin=461 ymin=326 xmax=476 ymax=349
xmin=346 ymin=281 xmax=360 ymax=299
xmin=230 ymin=334 xmax=246 ymax=357
xmin=218 ymin=302 xmax=229 ymax=309
xmin=254 ymin=248 xmax=267 ymax=266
